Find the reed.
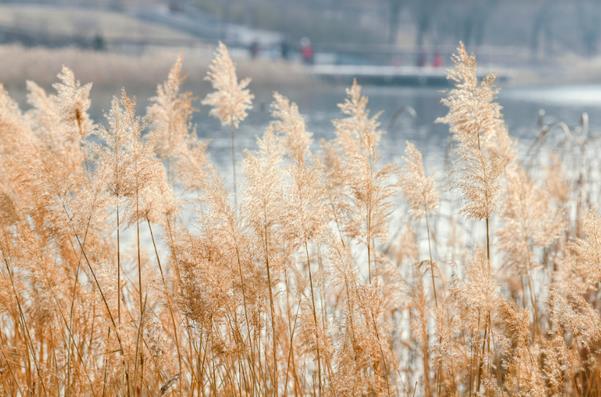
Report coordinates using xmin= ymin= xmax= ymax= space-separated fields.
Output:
xmin=0 ymin=42 xmax=599 ymax=396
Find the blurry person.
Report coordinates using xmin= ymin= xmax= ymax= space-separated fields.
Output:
xmin=93 ymin=33 xmax=105 ymax=51
xmin=300 ymin=37 xmax=314 ymax=65
xmin=280 ymin=38 xmax=290 ymax=60
xmin=416 ymin=49 xmax=426 ymax=67
xmin=168 ymin=0 xmax=181 ymax=13
xmin=432 ymin=50 xmax=443 ymax=67
xmin=249 ymin=40 xmax=260 ymax=59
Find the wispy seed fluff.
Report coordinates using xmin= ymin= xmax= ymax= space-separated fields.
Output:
xmin=437 ymin=43 xmax=514 ymax=220
xmin=399 ymin=141 xmax=438 ymax=218
xmin=146 ymin=56 xmax=194 ymax=159
xmin=202 ymin=42 xmax=254 ymax=128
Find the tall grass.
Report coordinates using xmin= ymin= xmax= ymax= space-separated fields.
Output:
xmin=0 ymin=42 xmax=600 ymax=396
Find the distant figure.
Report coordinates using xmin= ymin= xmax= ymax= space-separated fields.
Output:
xmin=280 ymin=39 xmax=290 ymax=60
xmin=168 ymin=0 xmax=181 ymax=13
xmin=93 ymin=33 xmax=105 ymax=51
xmin=432 ymin=50 xmax=443 ymax=67
xmin=249 ymin=40 xmax=260 ymax=59
xmin=300 ymin=37 xmax=314 ymax=65
xmin=416 ymin=50 xmax=426 ymax=67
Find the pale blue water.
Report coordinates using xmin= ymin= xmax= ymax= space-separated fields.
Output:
xmin=193 ymin=83 xmax=601 ymax=170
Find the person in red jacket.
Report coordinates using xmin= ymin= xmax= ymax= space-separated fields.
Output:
xmin=432 ymin=50 xmax=443 ymax=67
xmin=300 ymin=37 xmax=314 ymax=65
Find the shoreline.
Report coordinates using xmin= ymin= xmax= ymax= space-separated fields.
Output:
xmin=0 ymin=44 xmax=313 ymax=92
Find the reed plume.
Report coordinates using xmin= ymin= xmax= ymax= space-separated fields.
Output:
xmin=331 ymin=80 xmax=396 ymax=284
xmin=203 ymin=42 xmax=254 ymax=210
xmin=399 ymin=141 xmax=439 ymax=305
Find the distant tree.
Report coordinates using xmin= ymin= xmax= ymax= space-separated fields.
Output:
xmin=409 ymin=0 xmax=496 ymax=52
xmin=387 ymin=0 xmax=404 ymax=45
xmin=410 ymin=0 xmax=441 ymax=52
xmin=530 ymin=0 xmax=554 ymax=59
xmin=459 ymin=0 xmax=497 ymax=49
xmin=577 ymin=0 xmax=601 ymax=57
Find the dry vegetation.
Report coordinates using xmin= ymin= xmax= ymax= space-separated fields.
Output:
xmin=0 ymin=4 xmax=195 ymax=41
xmin=0 ymin=45 xmax=310 ymax=103
xmin=0 ymin=41 xmax=599 ymax=396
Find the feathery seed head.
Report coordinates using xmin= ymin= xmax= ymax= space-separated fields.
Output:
xmin=399 ymin=141 xmax=438 ymax=218
xmin=202 ymin=42 xmax=254 ymax=128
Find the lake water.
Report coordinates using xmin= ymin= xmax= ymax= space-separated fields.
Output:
xmin=191 ymin=83 xmax=601 ymax=171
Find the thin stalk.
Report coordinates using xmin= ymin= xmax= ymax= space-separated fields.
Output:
xmin=230 ymin=126 xmax=238 ymax=211
xmin=367 ymin=207 xmax=372 ymax=284
xmin=134 ymin=165 xmax=144 ymax=391
xmin=262 ymin=218 xmax=278 ymax=395
xmin=133 ymin=294 xmax=148 ymax=393
xmin=66 ymin=214 xmax=93 ymax=395
xmin=233 ymin=244 xmax=259 ymax=391
xmin=326 ymin=191 xmax=346 ymax=248
xmin=485 ymin=216 xmax=491 ymax=271
xmin=526 ymin=272 xmax=540 ymax=336
xmin=284 ymin=293 xmax=303 ymax=397
xmin=0 ymin=333 xmax=23 ymax=396
xmin=416 ymin=276 xmax=431 ymax=397
xmin=42 ymin=262 xmax=96 ymax=396
xmin=303 ymin=241 xmax=322 ymax=395
xmin=367 ymin=150 xmax=375 ymax=285
xmin=68 ymin=224 xmax=131 ymax=396
xmin=425 ymin=210 xmax=443 ymax=395
xmin=225 ymin=210 xmax=258 ymax=391
xmin=146 ymin=218 xmax=183 ymax=395
xmin=484 ymin=216 xmax=492 ymax=362
xmin=424 ymin=211 xmax=438 ymax=307
xmin=476 ymin=316 xmax=488 ymax=393
xmin=164 ymin=216 xmax=199 ymax=394
xmin=101 ymin=327 xmax=110 ymax=397
xmin=369 ymin=310 xmax=392 ymax=397
xmin=1 ymin=251 xmax=48 ymax=395
xmin=117 ymin=205 xmax=122 ymax=323
xmin=474 ymin=130 xmax=492 ymax=395
xmin=114 ymin=124 xmax=123 ymax=325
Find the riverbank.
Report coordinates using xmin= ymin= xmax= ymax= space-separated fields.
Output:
xmin=0 ymin=44 xmax=312 ymax=95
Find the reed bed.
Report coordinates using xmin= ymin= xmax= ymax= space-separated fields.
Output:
xmin=0 ymin=42 xmax=599 ymax=396
xmin=0 ymin=45 xmax=310 ymax=94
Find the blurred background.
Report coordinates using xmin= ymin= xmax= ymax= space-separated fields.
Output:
xmin=1 ymin=0 xmax=601 ymax=166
